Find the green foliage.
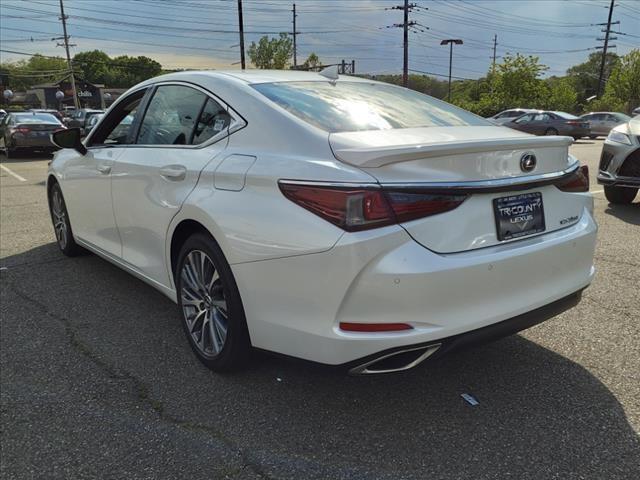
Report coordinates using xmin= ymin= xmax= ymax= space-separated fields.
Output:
xmin=248 ymin=34 xmax=293 ymax=69
xmin=566 ymin=51 xmax=619 ymax=105
xmin=0 ymin=54 xmax=68 ymax=90
xmin=1 ymin=51 xmax=162 ymax=91
xmin=302 ymin=52 xmax=320 ymax=70
xmin=591 ymin=49 xmax=640 ymax=114
xmin=544 ymin=77 xmax=578 ymax=112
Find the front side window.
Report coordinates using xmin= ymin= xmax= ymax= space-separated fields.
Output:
xmin=136 ymin=85 xmax=207 ymax=145
xmin=253 ymin=81 xmax=489 ymax=133
xmin=89 ymin=89 xmax=147 ymax=146
xmin=514 ymin=114 xmax=533 ymax=124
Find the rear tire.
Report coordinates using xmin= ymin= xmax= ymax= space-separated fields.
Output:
xmin=48 ymin=182 xmax=83 ymax=256
xmin=176 ymin=232 xmax=251 ymax=372
xmin=604 ymin=186 xmax=638 ymax=204
xmin=545 ymin=128 xmax=558 ymax=136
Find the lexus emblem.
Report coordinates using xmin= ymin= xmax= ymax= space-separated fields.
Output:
xmin=520 ymin=153 xmax=537 ymax=172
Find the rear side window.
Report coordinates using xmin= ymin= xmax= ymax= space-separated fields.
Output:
xmin=137 ymin=85 xmax=207 ymax=145
xmin=253 ymin=81 xmax=489 ymax=133
xmin=192 ymin=98 xmax=230 ymax=144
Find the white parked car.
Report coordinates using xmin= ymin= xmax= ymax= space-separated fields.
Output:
xmin=48 ymin=70 xmax=597 ymax=374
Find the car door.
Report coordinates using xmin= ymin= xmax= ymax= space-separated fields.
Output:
xmin=110 ymin=83 xmax=236 ymax=288
xmin=63 ymin=88 xmax=149 ymax=257
xmin=603 ymin=114 xmax=619 ymax=134
xmin=510 ymin=114 xmax=534 ymax=133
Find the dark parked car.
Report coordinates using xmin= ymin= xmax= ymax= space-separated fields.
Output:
xmin=64 ymin=108 xmax=105 ymax=135
xmin=505 ymin=111 xmax=590 ymax=140
xmin=0 ymin=112 xmax=66 ymax=157
xmin=579 ymin=112 xmax=631 ymax=138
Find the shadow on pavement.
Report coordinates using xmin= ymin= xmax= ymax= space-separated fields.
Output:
xmin=604 ymin=201 xmax=640 ymax=226
xmin=2 ymin=243 xmax=639 ymax=479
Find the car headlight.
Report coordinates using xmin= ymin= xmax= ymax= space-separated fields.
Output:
xmin=607 ymin=130 xmax=632 ymax=145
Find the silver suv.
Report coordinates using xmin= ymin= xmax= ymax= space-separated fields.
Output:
xmin=598 ymin=116 xmax=639 ymax=204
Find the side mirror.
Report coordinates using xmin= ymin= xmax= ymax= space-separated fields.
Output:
xmin=51 ymin=128 xmax=87 ymax=155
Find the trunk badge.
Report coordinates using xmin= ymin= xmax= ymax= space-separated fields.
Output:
xmin=520 ymin=153 xmax=537 ymax=172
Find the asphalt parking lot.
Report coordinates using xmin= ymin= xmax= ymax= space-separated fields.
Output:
xmin=1 ymin=139 xmax=639 ymax=479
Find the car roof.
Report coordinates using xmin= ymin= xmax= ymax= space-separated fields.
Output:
xmin=142 ymin=69 xmax=373 ymax=86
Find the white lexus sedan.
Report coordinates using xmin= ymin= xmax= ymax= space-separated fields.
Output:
xmin=48 ymin=70 xmax=596 ymax=374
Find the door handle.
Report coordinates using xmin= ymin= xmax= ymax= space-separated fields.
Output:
xmin=97 ymin=163 xmax=112 ymax=174
xmin=159 ymin=165 xmax=187 ymax=181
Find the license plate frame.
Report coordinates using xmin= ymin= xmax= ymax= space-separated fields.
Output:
xmin=493 ymin=192 xmax=545 ymax=241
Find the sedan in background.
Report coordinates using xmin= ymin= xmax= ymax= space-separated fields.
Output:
xmin=85 ymin=113 xmax=104 ymax=136
xmin=505 ymin=111 xmax=590 ymax=140
xmin=579 ymin=112 xmax=631 ymax=139
xmin=598 ymin=115 xmax=639 ymax=204
xmin=487 ymin=108 xmax=537 ymax=125
xmin=47 ymin=70 xmax=596 ymax=374
xmin=64 ymin=108 xmax=105 ymax=136
xmin=0 ymin=111 xmax=65 ymax=157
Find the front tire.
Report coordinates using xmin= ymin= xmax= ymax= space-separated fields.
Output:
xmin=604 ymin=186 xmax=638 ymax=204
xmin=176 ymin=232 xmax=251 ymax=372
xmin=48 ymin=182 xmax=83 ymax=256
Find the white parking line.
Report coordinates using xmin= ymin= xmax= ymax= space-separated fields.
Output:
xmin=0 ymin=164 xmax=27 ymax=182
xmin=590 ymin=189 xmax=604 ymax=194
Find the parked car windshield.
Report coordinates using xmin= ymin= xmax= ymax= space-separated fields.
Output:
xmin=13 ymin=113 xmax=61 ymax=124
xmin=253 ymin=81 xmax=490 ymax=132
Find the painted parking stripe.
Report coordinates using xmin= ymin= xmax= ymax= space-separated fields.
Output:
xmin=0 ymin=164 xmax=27 ymax=182
xmin=590 ymin=189 xmax=604 ymax=194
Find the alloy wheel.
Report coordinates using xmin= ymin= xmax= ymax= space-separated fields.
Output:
xmin=51 ymin=188 xmax=68 ymax=250
xmin=180 ymin=250 xmax=228 ymax=357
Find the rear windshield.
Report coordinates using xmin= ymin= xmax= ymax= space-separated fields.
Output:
xmin=14 ymin=113 xmax=61 ymax=124
xmin=252 ymin=81 xmax=490 ymax=132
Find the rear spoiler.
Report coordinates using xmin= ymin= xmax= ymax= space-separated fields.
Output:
xmin=331 ymin=136 xmax=574 ymax=168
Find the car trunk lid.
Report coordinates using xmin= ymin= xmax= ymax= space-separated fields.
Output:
xmin=329 ymin=126 xmax=585 ymax=253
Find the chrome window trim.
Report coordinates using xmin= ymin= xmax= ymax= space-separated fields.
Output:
xmin=279 ymin=160 xmax=581 ymax=193
xmin=87 ymin=81 xmax=246 ymax=150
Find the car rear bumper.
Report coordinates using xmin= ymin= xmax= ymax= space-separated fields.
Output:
xmin=11 ymin=135 xmax=57 ymax=149
xmin=232 ymin=209 xmax=597 ymax=366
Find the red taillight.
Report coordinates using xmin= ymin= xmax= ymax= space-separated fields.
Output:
xmin=279 ymin=182 xmax=468 ymax=231
xmin=340 ymin=322 xmax=413 ymax=332
xmin=385 ymin=191 xmax=468 ymax=223
xmin=279 ymin=183 xmax=395 ymax=231
xmin=557 ymin=165 xmax=589 ymax=192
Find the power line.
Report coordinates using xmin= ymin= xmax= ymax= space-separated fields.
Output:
xmin=386 ymin=1 xmax=418 ymax=87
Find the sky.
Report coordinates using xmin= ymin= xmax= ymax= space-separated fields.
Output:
xmin=1 ymin=0 xmax=639 ymax=81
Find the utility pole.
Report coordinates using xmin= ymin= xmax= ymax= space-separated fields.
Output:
xmin=440 ymin=39 xmax=463 ymax=102
xmin=492 ymin=34 xmax=498 ymax=71
xmin=387 ymin=2 xmax=416 ymax=87
xmin=237 ymin=0 xmax=246 ymax=69
xmin=596 ymin=0 xmax=615 ymax=97
xmin=57 ymin=0 xmax=78 ymax=109
xmin=292 ymin=3 xmax=298 ymax=68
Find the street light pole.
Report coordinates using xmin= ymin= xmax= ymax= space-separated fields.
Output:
xmin=440 ymin=38 xmax=463 ymax=103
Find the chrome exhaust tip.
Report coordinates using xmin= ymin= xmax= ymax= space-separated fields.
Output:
xmin=348 ymin=344 xmax=441 ymax=375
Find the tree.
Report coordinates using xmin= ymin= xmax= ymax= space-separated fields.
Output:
xmin=302 ymin=52 xmax=320 ymax=70
xmin=567 ymin=52 xmax=619 ymax=105
xmin=591 ymin=49 xmax=640 ymax=114
xmin=0 ymin=54 xmax=67 ymax=90
xmin=73 ymin=50 xmax=112 ymax=85
xmin=247 ymin=34 xmax=293 ymax=69
xmin=544 ymin=77 xmax=578 ymax=112
xmin=488 ymin=54 xmax=549 ymax=113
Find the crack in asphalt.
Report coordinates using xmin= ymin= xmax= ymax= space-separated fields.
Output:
xmin=2 ymin=278 xmax=275 ymax=480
